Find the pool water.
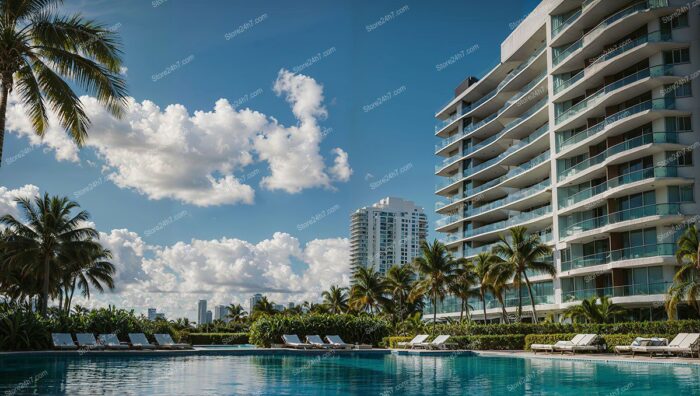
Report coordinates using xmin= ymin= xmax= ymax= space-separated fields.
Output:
xmin=1 ymin=352 xmax=699 ymax=395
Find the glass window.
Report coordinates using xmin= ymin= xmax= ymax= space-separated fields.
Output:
xmin=681 ymin=184 xmax=694 ymax=202
xmin=674 ymin=82 xmax=693 ymax=98
xmin=663 ymin=48 xmax=690 ymax=64
xmin=670 ymin=13 xmax=689 ymax=29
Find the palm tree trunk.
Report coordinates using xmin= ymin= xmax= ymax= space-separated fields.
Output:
xmin=459 ymin=298 xmax=464 ymax=322
xmin=522 ymin=272 xmax=538 ymax=323
xmin=41 ymin=254 xmax=51 ymax=316
xmin=517 ymin=276 xmax=523 ymax=322
xmin=67 ymin=279 xmax=76 ymax=315
xmin=481 ymin=290 xmax=487 ymax=324
xmin=0 ymin=80 xmax=9 ymax=166
xmin=433 ymin=290 xmax=437 ymax=327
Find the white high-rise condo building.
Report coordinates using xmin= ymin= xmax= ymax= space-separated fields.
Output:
xmin=147 ymin=308 xmax=157 ymax=321
xmin=214 ymin=305 xmax=228 ymax=322
xmin=350 ymin=197 xmax=428 ymax=275
xmin=249 ymin=294 xmax=263 ymax=314
xmin=197 ymin=300 xmax=208 ymax=325
xmin=434 ymin=0 xmax=699 ymax=322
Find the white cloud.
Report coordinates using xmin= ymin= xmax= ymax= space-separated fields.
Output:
xmin=0 ymin=184 xmax=40 ymax=223
xmin=5 ymin=69 xmax=351 ymax=206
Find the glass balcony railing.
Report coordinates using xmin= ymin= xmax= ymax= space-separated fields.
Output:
xmin=464 ymin=205 xmax=552 ymax=239
xmin=552 ymin=9 xmax=582 ymax=38
xmin=553 ymin=39 xmax=583 ymax=66
xmin=558 ymin=166 xmax=679 ymax=208
xmin=561 ymin=203 xmax=682 ymax=238
xmin=556 ymin=97 xmax=676 ymax=152
xmin=562 ymin=281 xmax=672 ymax=302
xmin=558 ymin=132 xmax=679 ymax=180
xmin=436 ymin=213 xmax=462 ymax=228
xmin=438 ymin=232 xmax=461 ymax=245
xmin=464 ymin=229 xmax=552 ymax=257
xmin=435 ymin=152 xmax=463 ymax=172
xmin=555 ymin=65 xmax=674 ymax=125
xmin=561 ymin=243 xmax=676 ymax=271
xmin=465 ymin=179 xmax=551 ymax=218
xmin=498 ymin=45 xmax=546 ymax=91
xmin=502 ymin=97 xmax=548 ymax=131
xmin=506 ymin=150 xmax=551 ymax=180
xmin=435 ymin=173 xmax=462 ymax=191
xmin=435 ymin=130 xmax=467 ymax=152
xmin=435 ymin=195 xmax=462 ymax=211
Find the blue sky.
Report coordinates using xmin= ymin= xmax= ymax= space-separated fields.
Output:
xmin=1 ymin=0 xmax=540 ymax=319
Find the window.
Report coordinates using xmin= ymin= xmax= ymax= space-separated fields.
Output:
xmin=665 ymin=116 xmax=692 ymax=131
xmin=663 ymin=48 xmax=690 ymax=64
xmin=669 ymin=185 xmax=695 ymax=203
xmin=673 ymin=82 xmax=693 ymax=98
xmin=670 ymin=13 xmax=689 ymax=29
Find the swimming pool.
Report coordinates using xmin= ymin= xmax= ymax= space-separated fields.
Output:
xmin=0 ymin=351 xmax=698 ymax=395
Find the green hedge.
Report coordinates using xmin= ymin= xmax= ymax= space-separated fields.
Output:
xmin=184 ymin=333 xmax=249 ymax=345
xmin=430 ymin=322 xmax=574 ymax=336
xmin=386 ymin=335 xmax=524 ymax=350
xmin=524 ymin=333 xmax=577 ymax=351
xmin=249 ymin=314 xmax=390 ymax=347
xmin=385 ymin=336 xmax=413 ymax=348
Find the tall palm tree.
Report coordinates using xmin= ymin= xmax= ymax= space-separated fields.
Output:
xmin=252 ymin=296 xmax=276 ymax=317
xmin=564 ymin=296 xmax=626 ymax=323
xmin=349 ymin=266 xmax=387 ymax=314
xmin=491 ymin=226 xmax=554 ymax=323
xmin=384 ymin=265 xmax=415 ymax=320
xmin=60 ymin=242 xmax=115 ymax=314
xmin=1 ymin=193 xmax=100 ymax=315
xmin=225 ymin=303 xmax=247 ymax=322
xmin=412 ymin=240 xmax=458 ymax=326
xmin=321 ymin=285 xmax=348 ymax=314
xmin=0 ymin=0 xmax=128 ymax=165
xmin=472 ymin=252 xmax=500 ymax=323
xmin=487 ymin=261 xmax=512 ymax=324
xmin=666 ymin=225 xmax=700 ymax=318
xmin=448 ymin=259 xmax=478 ymax=322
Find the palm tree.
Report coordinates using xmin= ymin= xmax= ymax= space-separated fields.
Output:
xmin=564 ymin=296 xmax=626 ymax=323
xmin=321 ymin=285 xmax=349 ymax=314
xmin=491 ymin=226 xmax=554 ymax=323
xmin=252 ymin=296 xmax=276 ymax=317
xmin=1 ymin=193 xmax=100 ymax=315
xmin=473 ymin=252 xmax=500 ymax=323
xmin=225 ymin=303 xmax=247 ymax=322
xmin=666 ymin=225 xmax=700 ymax=318
xmin=349 ymin=266 xmax=387 ymax=314
xmin=0 ymin=0 xmax=128 ymax=165
xmin=384 ymin=265 xmax=415 ymax=320
xmin=412 ymin=240 xmax=458 ymax=326
xmin=60 ymin=242 xmax=115 ymax=314
xmin=71 ymin=304 xmax=89 ymax=316
xmin=448 ymin=259 xmax=478 ymax=322
xmin=487 ymin=262 xmax=512 ymax=324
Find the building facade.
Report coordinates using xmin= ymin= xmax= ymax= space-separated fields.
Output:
xmin=197 ymin=299 xmax=208 ymax=325
xmin=433 ymin=0 xmax=699 ymax=322
xmin=214 ymin=305 xmax=228 ymax=322
xmin=147 ymin=308 xmax=157 ymax=321
xmin=350 ymin=197 xmax=428 ymax=275
xmin=249 ymin=293 xmax=263 ymax=314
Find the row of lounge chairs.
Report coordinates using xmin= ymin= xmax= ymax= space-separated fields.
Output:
xmin=52 ymin=333 xmax=192 ymax=350
xmin=531 ymin=333 xmax=700 ymax=358
xmin=397 ymin=334 xmax=455 ymax=350
xmin=281 ymin=334 xmax=354 ymax=349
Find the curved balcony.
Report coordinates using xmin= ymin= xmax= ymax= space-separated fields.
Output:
xmin=554 ymin=65 xmax=675 ymax=126
xmin=463 ymin=205 xmax=552 ymax=240
xmin=561 ymin=243 xmax=675 ymax=272
xmin=435 ymin=173 xmax=462 ymax=194
xmin=561 ymin=281 xmax=672 ymax=303
xmin=435 ymin=213 xmax=462 ymax=230
xmin=465 ymin=179 xmax=551 ymax=220
xmin=558 ymin=166 xmax=683 ymax=211
xmin=557 ymin=132 xmax=680 ymax=182
xmin=556 ymin=97 xmax=677 ymax=154
xmin=560 ymin=203 xmax=683 ymax=240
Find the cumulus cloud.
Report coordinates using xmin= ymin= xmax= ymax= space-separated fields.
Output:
xmin=5 ymin=69 xmax=351 ymax=206
xmin=0 ymin=184 xmax=41 ymax=222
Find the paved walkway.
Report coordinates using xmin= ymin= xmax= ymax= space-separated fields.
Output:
xmin=476 ymin=350 xmax=700 ymax=366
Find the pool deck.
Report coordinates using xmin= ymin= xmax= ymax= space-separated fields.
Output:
xmin=2 ymin=348 xmax=699 ymax=366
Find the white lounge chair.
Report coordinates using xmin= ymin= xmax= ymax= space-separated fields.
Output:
xmin=633 ymin=333 xmax=700 ymax=357
xmin=556 ymin=334 xmax=604 ymax=354
xmin=154 ymin=333 xmax=191 ymax=350
xmin=98 ymin=334 xmax=129 ymax=350
xmin=51 ymin=333 xmax=77 ymax=350
xmin=325 ymin=335 xmax=352 ymax=349
xmin=306 ymin=335 xmax=332 ymax=349
xmin=128 ymin=333 xmax=156 ymax=350
xmin=415 ymin=335 xmax=455 ymax=350
xmin=631 ymin=333 xmax=687 ymax=357
xmin=397 ymin=334 xmax=429 ymax=349
xmin=282 ymin=334 xmax=310 ymax=349
xmin=531 ymin=334 xmax=585 ymax=354
xmin=614 ymin=337 xmax=667 ymax=355
xmin=76 ymin=333 xmax=104 ymax=350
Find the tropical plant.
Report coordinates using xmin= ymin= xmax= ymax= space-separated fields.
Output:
xmin=251 ymin=296 xmax=276 ymax=319
xmin=58 ymin=242 xmax=115 ymax=313
xmin=563 ymin=296 xmax=626 ymax=324
xmin=225 ymin=303 xmax=247 ymax=322
xmin=491 ymin=226 xmax=554 ymax=323
xmin=384 ymin=265 xmax=416 ymax=321
xmin=667 ymin=225 xmax=700 ymax=318
xmin=486 ymin=262 xmax=512 ymax=324
xmin=447 ymin=259 xmax=477 ymax=322
xmin=412 ymin=240 xmax=458 ymax=326
xmin=349 ymin=266 xmax=387 ymax=314
xmin=472 ymin=252 xmax=500 ymax=323
xmin=321 ymin=285 xmax=349 ymax=314
xmin=0 ymin=0 xmax=128 ymax=165
xmin=1 ymin=193 xmax=106 ymax=316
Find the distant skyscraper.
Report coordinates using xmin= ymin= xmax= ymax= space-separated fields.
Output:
xmin=147 ymin=308 xmax=157 ymax=321
xmin=206 ymin=310 xmax=212 ymax=324
xmin=350 ymin=197 xmax=428 ymax=275
xmin=273 ymin=304 xmax=284 ymax=312
xmin=214 ymin=305 xmax=228 ymax=322
xmin=249 ymin=293 xmax=263 ymax=313
xmin=288 ymin=302 xmax=295 ymax=309
xmin=197 ymin=300 xmax=207 ymax=325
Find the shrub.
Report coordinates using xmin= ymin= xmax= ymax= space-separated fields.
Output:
xmin=384 ymin=336 xmax=413 ymax=348
xmin=525 ymin=333 xmax=673 ymax=352
xmin=386 ymin=334 xmax=524 ymax=350
xmin=429 ymin=322 xmax=574 ymax=336
xmin=184 ymin=333 xmax=249 ymax=345
xmin=0 ymin=304 xmax=51 ymax=351
xmin=524 ymin=333 xmax=577 ymax=351
xmin=249 ymin=314 xmax=390 ymax=347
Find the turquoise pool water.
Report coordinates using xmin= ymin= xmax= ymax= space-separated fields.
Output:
xmin=1 ymin=352 xmax=699 ymax=395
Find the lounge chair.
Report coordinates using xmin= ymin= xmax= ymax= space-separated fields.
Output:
xmin=128 ymin=333 xmax=156 ymax=350
xmin=76 ymin=333 xmax=105 ymax=350
xmin=325 ymin=335 xmax=352 ymax=349
xmin=154 ymin=333 xmax=191 ymax=350
xmin=51 ymin=333 xmax=78 ymax=350
xmin=614 ymin=337 xmax=667 ymax=355
xmin=98 ymin=334 xmax=129 ymax=350
xmin=282 ymin=334 xmax=310 ymax=349
xmin=397 ymin=334 xmax=429 ymax=349
xmin=415 ymin=335 xmax=455 ymax=350
xmin=632 ymin=333 xmax=700 ymax=357
xmin=556 ymin=334 xmax=604 ymax=354
xmin=306 ymin=335 xmax=332 ymax=349
xmin=531 ymin=334 xmax=585 ymax=354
